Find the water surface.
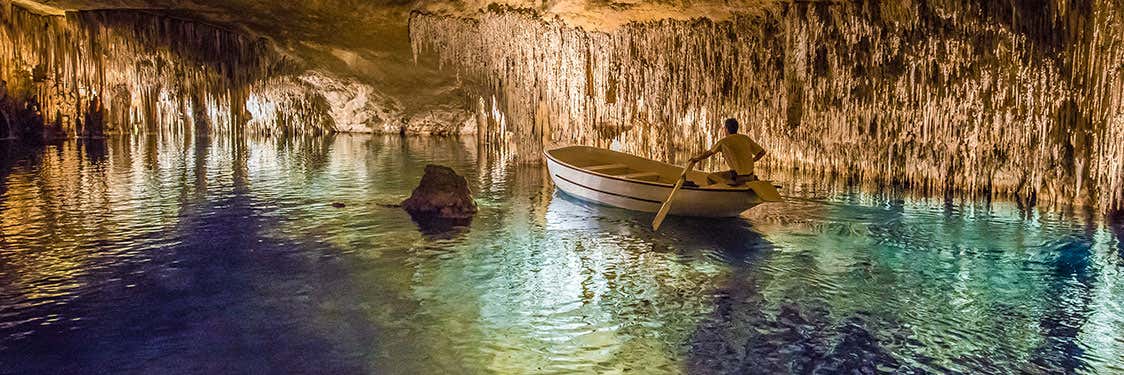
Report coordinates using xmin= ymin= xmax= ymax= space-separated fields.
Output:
xmin=1 ymin=135 xmax=1122 ymax=374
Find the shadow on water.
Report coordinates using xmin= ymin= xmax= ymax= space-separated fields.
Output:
xmin=679 ymin=222 xmax=906 ymax=373
xmin=1111 ymin=211 xmax=1124 ymax=261
xmin=678 ymin=195 xmax=929 ymax=375
xmin=1029 ymin=209 xmax=1100 ymax=373
xmin=682 ymin=194 xmax=1118 ymax=374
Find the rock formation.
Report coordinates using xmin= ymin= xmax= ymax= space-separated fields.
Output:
xmin=0 ymin=5 xmax=298 ymax=137
xmin=2 ymin=0 xmax=1122 ymax=212
xmin=410 ymin=1 xmax=1124 ymax=212
xmin=402 ymin=164 xmax=478 ymax=221
xmin=0 ymin=1 xmax=471 ymax=138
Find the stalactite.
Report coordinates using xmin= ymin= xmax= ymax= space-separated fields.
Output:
xmin=0 ymin=4 xmax=337 ymax=138
xmin=409 ymin=1 xmax=1124 ymax=211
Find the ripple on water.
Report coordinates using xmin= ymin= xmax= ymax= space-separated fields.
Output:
xmin=0 ymin=135 xmax=1122 ymax=373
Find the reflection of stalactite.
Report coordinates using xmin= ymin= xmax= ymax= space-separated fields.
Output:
xmin=1111 ymin=214 xmax=1124 ymax=260
xmin=1030 ymin=226 xmax=1096 ymax=372
xmin=410 ymin=1 xmax=1124 ymax=212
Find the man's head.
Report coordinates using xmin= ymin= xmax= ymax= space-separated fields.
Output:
xmin=724 ymin=118 xmax=739 ymax=135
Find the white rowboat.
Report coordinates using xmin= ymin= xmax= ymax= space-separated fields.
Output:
xmin=545 ymin=146 xmax=781 ymax=217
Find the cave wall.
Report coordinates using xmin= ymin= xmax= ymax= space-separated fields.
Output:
xmin=0 ymin=4 xmax=320 ymax=138
xmin=410 ymin=1 xmax=1124 ymax=211
xmin=0 ymin=3 xmax=456 ymax=140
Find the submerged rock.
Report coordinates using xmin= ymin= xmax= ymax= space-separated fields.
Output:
xmin=402 ymin=164 xmax=478 ymax=221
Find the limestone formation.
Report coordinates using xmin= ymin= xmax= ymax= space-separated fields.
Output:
xmin=0 ymin=3 xmax=467 ymax=138
xmin=410 ymin=1 xmax=1124 ymax=211
xmin=402 ymin=164 xmax=478 ymax=220
xmin=3 ymin=0 xmax=1122 ymax=212
xmin=0 ymin=6 xmax=296 ymax=136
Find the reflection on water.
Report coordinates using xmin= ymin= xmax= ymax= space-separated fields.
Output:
xmin=0 ymin=135 xmax=1122 ymax=374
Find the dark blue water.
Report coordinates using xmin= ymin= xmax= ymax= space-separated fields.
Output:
xmin=1 ymin=134 xmax=1122 ymax=374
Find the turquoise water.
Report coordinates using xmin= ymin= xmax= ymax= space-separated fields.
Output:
xmin=1 ymin=134 xmax=1122 ymax=374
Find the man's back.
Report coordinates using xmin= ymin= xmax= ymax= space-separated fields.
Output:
xmin=713 ymin=134 xmax=764 ymax=176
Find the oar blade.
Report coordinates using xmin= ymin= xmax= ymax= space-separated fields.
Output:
xmin=651 ymin=207 xmax=669 ymax=231
xmin=652 ymin=160 xmax=695 ymax=232
xmin=651 ymin=180 xmax=684 ymax=231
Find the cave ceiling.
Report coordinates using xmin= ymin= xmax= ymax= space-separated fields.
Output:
xmin=27 ymin=0 xmax=770 ymax=53
xmin=17 ymin=0 xmax=763 ymax=117
xmin=11 ymin=0 xmax=771 ymax=121
xmin=25 ymin=0 xmax=443 ymax=116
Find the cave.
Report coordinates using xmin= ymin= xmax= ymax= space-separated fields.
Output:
xmin=1 ymin=0 xmax=1123 ymax=373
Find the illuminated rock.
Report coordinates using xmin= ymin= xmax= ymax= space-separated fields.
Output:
xmin=0 ymin=5 xmax=298 ymax=136
xmin=410 ymin=1 xmax=1124 ymax=211
xmin=402 ymin=164 xmax=478 ymax=221
xmin=0 ymin=3 xmax=443 ymax=137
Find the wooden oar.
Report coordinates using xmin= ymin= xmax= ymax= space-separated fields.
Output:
xmin=652 ymin=160 xmax=697 ymax=231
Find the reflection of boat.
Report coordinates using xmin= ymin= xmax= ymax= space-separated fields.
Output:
xmin=545 ymin=146 xmax=782 ymax=217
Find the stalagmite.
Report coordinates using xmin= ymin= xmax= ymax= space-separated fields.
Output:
xmin=409 ymin=1 xmax=1124 ymax=212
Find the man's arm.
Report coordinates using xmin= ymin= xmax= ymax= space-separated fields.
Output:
xmin=750 ymin=139 xmax=766 ymax=162
xmin=690 ymin=147 xmax=718 ymax=163
xmin=753 ymin=150 xmax=766 ymax=162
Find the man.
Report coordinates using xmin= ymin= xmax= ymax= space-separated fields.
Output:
xmin=689 ymin=118 xmax=766 ymax=186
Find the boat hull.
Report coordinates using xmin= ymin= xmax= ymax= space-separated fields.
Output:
xmin=545 ymin=152 xmax=763 ymax=217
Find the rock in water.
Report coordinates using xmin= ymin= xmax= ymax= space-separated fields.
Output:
xmin=402 ymin=165 xmax=478 ymax=220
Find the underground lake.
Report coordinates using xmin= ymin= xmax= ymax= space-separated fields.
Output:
xmin=0 ymin=135 xmax=1121 ymax=373
xmin=2 ymin=0 xmax=1124 ymax=373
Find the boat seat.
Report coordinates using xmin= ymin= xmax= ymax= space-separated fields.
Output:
xmin=584 ymin=163 xmax=627 ymax=172
xmin=620 ymin=171 xmax=660 ymax=181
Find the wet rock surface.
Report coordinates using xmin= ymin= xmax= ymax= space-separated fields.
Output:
xmin=402 ymin=164 xmax=478 ymax=221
